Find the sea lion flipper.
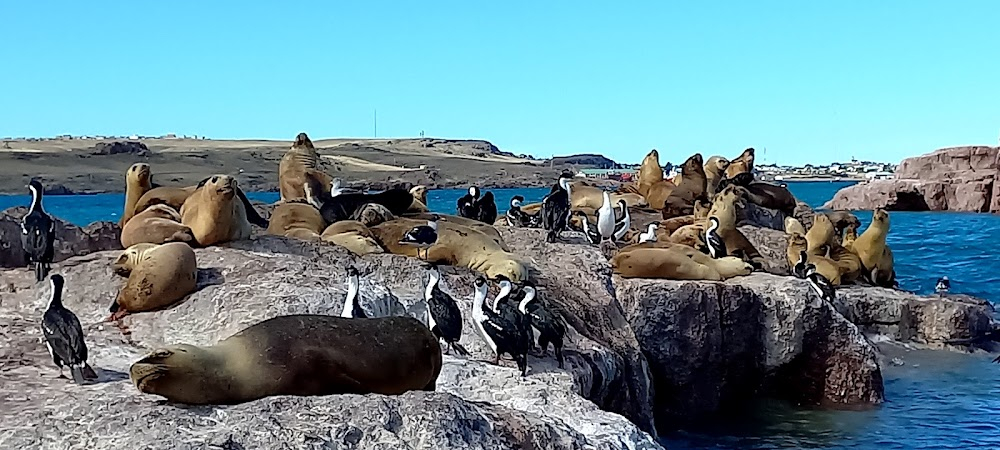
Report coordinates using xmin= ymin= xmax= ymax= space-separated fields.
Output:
xmin=235 ymin=188 xmax=269 ymax=228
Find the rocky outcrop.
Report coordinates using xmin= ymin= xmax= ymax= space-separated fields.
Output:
xmin=0 ymin=206 xmax=121 ymax=268
xmin=838 ymin=287 xmax=994 ymax=345
xmin=616 ymin=273 xmax=885 ymax=427
xmin=91 ymin=141 xmax=150 ymax=156
xmin=823 ymin=146 xmax=999 ymax=212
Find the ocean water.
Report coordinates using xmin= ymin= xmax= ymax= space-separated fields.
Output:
xmin=2 ymin=181 xmax=999 ymax=448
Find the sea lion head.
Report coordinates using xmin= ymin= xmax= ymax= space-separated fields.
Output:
xmin=130 ymin=344 xmax=224 ymax=404
xmin=714 ymin=185 xmax=746 ymax=209
xmin=682 ymin=153 xmax=704 ymax=176
xmin=409 ymin=185 xmax=428 ymax=204
xmin=705 ymin=156 xmax=731 ymax=175
xmin=693 ymin=196 xmax=713 ymax=219
xmin=293 ymin=132 xmax=314 ymax=149
xmin=872 ymin=208 xmax=890 ymax=229
xmin=127 ymin=163 xmax=152 ymax=187
xmin=353 ymin=203 xmax=395 ymax=227
xmin=113 ymin=243 xmax=158 ymax=276
xmin=483 ymin=258 xmax=527 ymax=284
xmin=198 ymin=175 xmax=237 ymax=200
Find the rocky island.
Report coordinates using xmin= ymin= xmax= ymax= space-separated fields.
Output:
xmin=824 ymin=146 xmax=1000 ymax=212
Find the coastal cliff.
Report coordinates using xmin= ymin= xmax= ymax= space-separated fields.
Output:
xmin=823 ymin=146 xmax=1000 ymax=212
xmin=1 ymin=209 xmax=995 ymax=448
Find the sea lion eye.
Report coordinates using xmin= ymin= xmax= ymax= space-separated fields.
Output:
xmin=212 ymin=176 xmax=218 ymax=183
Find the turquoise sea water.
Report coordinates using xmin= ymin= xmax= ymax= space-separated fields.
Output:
xmin=2 ymin=181 xmax=999 ymax=448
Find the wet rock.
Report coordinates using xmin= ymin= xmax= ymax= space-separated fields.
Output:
xmin=0 ymin=206 xmax=122 ymax=268
xmin=823 ymin=146 xmax=999 ymax=212
xmin=838 ymin=286 xmax=994 ymax=345
xmin=616 ymin=273 xmax=885 ymax=427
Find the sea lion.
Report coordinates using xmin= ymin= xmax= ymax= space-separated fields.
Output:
xmin=321 ymin=220 xmax=384 ymax=255
xmin=120 ymin=163 xmax=153 ymax=227
xmin=120 ymin=204 xmax=196 ymax=248
xmin=369 ymin=218 xmax=527 ymax=282
xmin=409 ymin=185 xmax=428 ymax=205
xmin=267 ymin=200 xmax=326 ymax=241
xmin=310 ymin=179 xmax=415 ymax=224
xmin=610 ymin=246 xmax=752 ymax=281
xmin=351 ymin=203 xmax=396 ymax=227
xmin=805 ymin=214 xmax=836 ymax=256
xmin=724 ymin=148 xmax=755 ymax=179
xmin=279 ymin=132 xmax=333 ymax=202
xmin=853 ymin=208 xmax=895 ymax=287
xmin=129 ymin=314 xmax=442 ymax=404
xmin=570 ymin=182 xmax=648 ymax=210
xmin=703 ymin=156 xmax=731 ymax=198
xmin=133 ymin=185 xmax=198 ymax=216
xmin=637 ymin=149 xmax=666 ymax=197
xmin=707 ymin=185 xmax=765 ymax=269
xmin=825 ymin=210 xmax=862 ymax=240
xmin=110 ymin=242 xmax=198 ymax=317
xmin=180 ymin=175 xmax=263 ymax=247
xmin=786 ymin=233 xmax=842 ymax=285
xmin=784 ymin=217 xmax=807 ymax=236
xmin=739 ymin=181 xmax=798 ymax=216
xmin=661 ymin=154 xmax=707 ymax=218
xmin=842 ymin=223 xmax=858 ymax=252
xmin=404 ymin=212 xmax=509 ymax=250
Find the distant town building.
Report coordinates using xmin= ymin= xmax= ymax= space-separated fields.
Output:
xmin=577 ymin=168 xmax=637 ymax=182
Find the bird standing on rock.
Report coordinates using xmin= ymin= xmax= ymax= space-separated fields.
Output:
xmin=612 ymin=199 xmax=631 ymax=241
xmin=21 ymin=180 xmax=56 ymax=282
xmin=423 ymin=264 xmax=468 ymax=356
xmin=704 ymin=216 xmax=727 ymax=259
xmin=935 ymin=276 xmax=950 ymax=294
xmin=40 ymin=274 xmax=97 ymax=384
xmin=471 ymin=276 xmax=529 ymax=376
xmin=541 ymin=172 xmax=573 ymax=243
xmin=638 ymin=223 xmax=658 ymax=243
xmin=517 ymin=281 xmax=566 ymax=369
xmin=805 ymin=264 xmax=836 ymax=304
xmin=340 ymin=266 xmax=367 ymax=319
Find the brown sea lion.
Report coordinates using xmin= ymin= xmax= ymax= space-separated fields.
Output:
xmin=129 ymin=314 xmax=442 ymax=404
xmin=611 ymin=245 xmax=752 ymax=280
xmin=120 ymin=163 xmax=153 ymax=227
xmin=784 ymin=217 xmax=807 ymax=236
xmin=267 ymin=200 xmax=326 ymax=241
xmin=703 ymin=156 xmax=731 ymax=199
xmin=853 ymin=208 xmax=895 ymax=287
xmin=724 ymin=147 xmax=755 ymax=179
xmin=637 ymin=149 xmax=665 ymax=197
xmin=110 ymin=242 xmax=198 ymax=317
xmin=120 ymin=204 xmax=195 ymax=248
xmin=786 ymin=233 xmax=842 ymax=285
xmin=279 ymin=132 xmax=333 ymax=202
xmin=321 ymin=220 xmax=384 ymax=255
xmin=708 ymin=185 xmax=765 ymax=269
xmin=825 ymin=210 xmax=862 ymax=240
xmin=661 ymin=153 xmax=707 ymax=218
xmin=805 ymin=214 xmax=837 ymax=256
xmin=133 ymin=185 xmax=197 ymax=217
xmin=180 ymin=175 xmax=262 ymax=247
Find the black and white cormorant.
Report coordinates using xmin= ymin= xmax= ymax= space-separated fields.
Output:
xmin=541 ymin=172 xmax=574 ymax=243
xmin=505 ymin=195 xmax=532 ymax=227
xmin=475 ymin=191 xmax=498 ymax=224
xmin=41 ymin=274 xmax=96 ymax=383
xmin=595 ymin=191 xmax=616 ymax=242
xmin=704 ymin=216 xmax=727 ymax=259
xmin=423 ymin=265 xmax=468 ymax=356
xmin=516 ymin=282 xmax=566 ymax=368
xmin=572 ymin=211 xmax=600 ymax=245
xmin=612 ymin=199 xmax=631 ymax=241
xmin=935 ymin=276 xmax=950 ymax=295
xmin=340 ymin=266 xmax=367 ymax=319
xmin=471 ymin=276 xmax=529 ymax=376
xmin=495 ymin=277 xmax=535 ymax=355
xmin=792 ymin=250 xmax=808 ymax=278
xmin=400 ymin=215 xmax=440 ymax=260
xmin=456 ymin=186 xmax=480 ymax=219
xmin=638 ymin=223 xmax=658 ymax=243
xmin=805 ymin=264 xmax=836 ymax=303
xmin=21 ymin=180 xmax=56 ymax=282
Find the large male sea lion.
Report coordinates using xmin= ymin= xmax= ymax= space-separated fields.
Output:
xmin=661 ymin=154 xmax=707 ymax=218
xmin=321 ymin=220 xmax=384 ymax=255
xmin=279 ymin=132 xmax=333 ymax=202
xmin=611 ymin=245 xmax=752 ymax=281
xmin=637 ymin=149 xmax=666 ymax=197
xmin=129 ymin=314 xmax=442 ymax=404
xmin=120 ymin=163 xmax=153 ymax=227
xmin=110 ymin=242 xmax=198 ymax=317
xmin=703 ymin=156 xmax=731 ymax=198
xmin=707 ymin=185 xmax=765 ymax=269
xmin=853 ymin=208 xmax=895 ymax=287
xmin=120 ymin=204 xmax=195 ymax=248
xmin=370 ymin=218 xmax=527 ymax=282
xmin=180 ymin=175 xmax=267 ymax=247
xmin=724 ymin=148 xmax=755 ymax=179
xmin=267 ymin=200 xmax=326 ymax=241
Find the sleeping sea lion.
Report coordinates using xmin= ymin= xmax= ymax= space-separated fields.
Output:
xmin=267 ymin=200 xmax=326 ymax=241
xmin=611 ymin=245 xmax=752 ymax=281
xmin=129 ymin=314 xmax=442 ymax=404
xmin=321 ymin=220 xmax=384 ymax=255
xmin=110 ymin=242 xmax=198 ymax=317
xmin=120 ymin=204 xmax=195 ymax=248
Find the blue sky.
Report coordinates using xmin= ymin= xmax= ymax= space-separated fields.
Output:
xmin=3 ymin=1 xmax=998 ymax=166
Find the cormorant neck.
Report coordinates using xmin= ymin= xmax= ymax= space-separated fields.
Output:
xmin=28 ymin=185 xmax=42 ymax=214
xmin=472 ymin=284 xmax=488 ymax=316
xmin=342 ymin=275 xmax=359 ymax=317
xmin=48 ymin=280 xmax=62 ymax=308
xmin=425 ymin=270 xmax=439 ymax=300
xmin=517 ymin=288 xmax=535 ymax=314
xmin=493 ymin=281 xmax=512 ymax=310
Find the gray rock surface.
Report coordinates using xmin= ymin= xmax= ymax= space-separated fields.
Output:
xmin=838 ymin=286 xmax=994 ymax=345
xmin=0 ymin=206 xmax=122 ymax=268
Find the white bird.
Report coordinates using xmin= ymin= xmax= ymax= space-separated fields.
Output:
xmin=638 ymin=223 xmax=658 ymax=243
xmin=596 ymin=191 xmax=616 ymax=242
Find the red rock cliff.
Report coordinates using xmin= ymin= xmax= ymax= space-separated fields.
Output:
xmin=823 ymin=146 xmax=999 ymax=212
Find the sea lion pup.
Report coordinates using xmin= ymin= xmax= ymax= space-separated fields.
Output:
xmin=279 ymin=132 xmax=334 ymax=202
xmin=786 ymin=233 xmax=842 ymax=285
xmin=369 ymin=217 xmax=527 ymax=282
xmin=611 ymin=246 xmax=752 ymax=281
xmin=661 ymin=153 xmax=707 ymax=218
xmin=130 ymin=314 xmax=442 ymax=404
xmin=267 ymin=200 xmax=326 ymax=241
xmin=109 ymin=242 xmax=198 ymax=319
xmin=120 ymin=204 xmax=196 ymax=248
xmin=321 ymin=220 xmax=384 ymax=255
xmin=180 ymin=175 xmax=265 ymax=247
xmin=120 ymin=163 xmax=153 ymax=227
xmin=784 ymin=217 xmax=807 ymax=236
xmin=707 ymin=185 xmax=765 ymax=269
xmin=703 ymin=156 xmax=731 ymax=198
xmin=724 ymin=147 xmax=755 ymax=179
xmin=853 ymin=208 xmax=896 ymax=287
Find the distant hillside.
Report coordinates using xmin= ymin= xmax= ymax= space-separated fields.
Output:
xmin=548 ymin=154 xmax=620 ymax=168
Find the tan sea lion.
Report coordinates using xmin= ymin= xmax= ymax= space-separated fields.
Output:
xmin=786 ymin=233 xmax=842 ymax=285
xmin=129 ymin=314 xmax=442 ymax=404
xmin=133 ymin=185 xmax=197 ymax=216
xmin=842 ymin=223 xmax=858 ymax=252
xmin=279 ymin=132 xmax=333 ymax=202
xmin=370 ymin=218 xmax=527 ymax=282
xmin=611 ymin=246 xmax=752 ymax=281
xmin=662 ymin=153 xmax=707 ymax=218
xmin=267 ymin=200 xmax=326 ymax=240
xmin=110 ymin=242 xmax=198 ymax=317
xmin=180 ymin=175 xmax=258 ymax=247
xmin=825 ymin=210 xmax=862 ymax=240
xmin=120 ymin=204 xmax=195 ymax=248
xmin=724 ymin=147 xmax=755 ymax=179
xmin=409 ymin=185 xmax=428 ymax=205
xmin=805 ymin=214 xmax=837 ymax=256
xmin=708 ymin=185 xmax=765 ymax=269
xmin=637 ymin=149 xmax=666 ymax=197
xmin=784 ymin=217 xmax=807 ymax=236
xmin=703 ymin=156 xmax=731 ymax=198
xmin=853 ymin=208 xmax=895 ymax=287
xmin=321 ymin=220 xmax=384 ymax=255
xmin=120 ymin=163 xmax=153 ymax=227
